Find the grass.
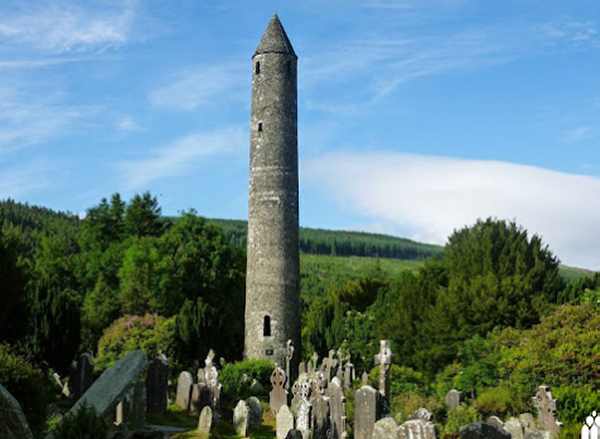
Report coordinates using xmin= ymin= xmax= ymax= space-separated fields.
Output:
xmin=157 ymin=402 xmax=276 ymax=439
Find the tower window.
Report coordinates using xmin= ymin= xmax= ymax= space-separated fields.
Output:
xmin=258 ymin=122 xmax=263 ymax=132
xmin=263 ymin=315 xmax=271 ymax=337
xmin=255 ymin=62 xmax=260 ymax=75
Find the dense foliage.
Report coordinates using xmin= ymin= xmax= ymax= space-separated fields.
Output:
xmin=220 ymin=359 xmax=274 ymax=404
xmin=50 ymin=403 xmax=109 ymax=439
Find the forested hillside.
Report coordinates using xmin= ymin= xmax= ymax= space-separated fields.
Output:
xmin=208 ymin=218 xmax=442 ymax=260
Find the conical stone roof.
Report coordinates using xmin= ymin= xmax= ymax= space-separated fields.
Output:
xmin=254 ymin=15 xmax=296 ymax=58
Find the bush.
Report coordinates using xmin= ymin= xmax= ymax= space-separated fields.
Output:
xmin=0 ymin=344 xmax=51 ymax=435
xmin=554 ymin=385 xmax=600 ymax=433
xmin=391 ymin=391 xmax=444 ymax=424
xmin=96 ymin=314 xmax=176 ymax=370
xmin=368 ymin=365 xmax=427 ymax=396
xmin=443 ymin=405 xmax=480 ymax=437
xmin=220 ymin=359 xmax=274 ymax=404
xmin=50 ymin=403 xmax=109 ymax=439
xmin=473 ymin=385 xmax=514 ymax=417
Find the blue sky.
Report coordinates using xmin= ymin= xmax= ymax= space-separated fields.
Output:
xmin=1 ymin=0 xmax=600 ymax=268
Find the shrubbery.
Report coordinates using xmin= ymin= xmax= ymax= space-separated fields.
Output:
xmin=220 ymin=359 xmax=274 ymax=404
xmin=50 ymin=403 xmax=108 ymax=439
xmin=96 ymin=314 xmax=176 ymax=369
xmin=443 ymin=405 xmax=480 ymax=437
xmin=0 ymin=344 xmax=51 ymax=435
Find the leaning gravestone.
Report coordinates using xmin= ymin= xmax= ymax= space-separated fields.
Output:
xmin=277 ymin=405 xmax=295 ymax=439
xmin=373 ymin=417 xmax=399 ymax=439
xmin=460 ymin=422 xmax=511 ymax=439
xmin=198 ymin=406 xmax=213 ymax=435
xmin=69 ymin=352 xmax=94 ymax=400
xmin=327 ymin=377 xmax=347 ymax=439
xmin=270 ymin=367 xmax=288 ymax=415
xmin=176 ymin=371 xmax=194 ymax=411
xmin=533 ymin=385 xmax=561 ymax=438
xmin=146 ymin=355 xmax=169 ymax=414
xmin=445 ymin=389 xmax=462 ymax=411
xmin=246 ymin=396 xmax=262 ymax=431
xmin=234 ymin=400 xmax=250 ymax=438
xmin=0 ymin=384 xmax=34 ymax=439
xmin=355 ymin=385 xmax=381 ymax=439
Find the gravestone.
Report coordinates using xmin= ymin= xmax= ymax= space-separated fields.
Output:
xmin=487 ymin=416 xmax=505 ymax=430
xmin=533 ymin=386 xmax=561 ymax=438
xmin=343 ymin=362 xmax=354 ymax=389
xmin=445 ymin=389 xmax=462 ymax=411
xmin=69 ymin=353 xmax=94 ymax=400
xmin=0 ymin=384 xmax=34 ymax=439
xmin=505 ymin=417 xmax=525 ymax=439
xmin=64 ymin=350 xmax=147 ymax=431
xmin=374 ymin=417 xmax=399 ymax=439
xmin=296 ymin=399 xmax=312 ymax=439
xmin=198 ymin=405 xmax=213 ymax=435
xmin=312 ymin=394 xmax=331 ymax=439
xmin=286 ymin=339 xmax=295 ymax=390
xmin=247 ymin=396 xmax=262 ymax=431
xmin=277 ymin=405 xmax=295 ymax=439
xmin=299 ymin=361 xmax=307 ymax=375
xmin=326 ymin=378 xmax=347 ymax=439
xmin=191 ymin=383 xmax=212 ymax=414
xmin=460 ymin=422 xmax=510 ymax=439
xmin=374 ymin=340 xmax=392 ymax=399
xmin=234 ymin=400 xmax=250 ymax=438
xmin=411 ymin=408 xmax=433 ymax=422
xmin=270 ymin=367 xmax=288 ymax=415
xmin=519 ymin=413 xmax=536 ymax=433
xmin=146 ymin=355 xmax=169 ymax=414
xmin=398 ymin=419 xmax=436 ymax=439
xmin=361 ymin=371 xmax=369 ymax=386
xmin=176 ymin=371 xmax=194 ymax=411
xmin=355 ymin=385 xmax=381 ymax=439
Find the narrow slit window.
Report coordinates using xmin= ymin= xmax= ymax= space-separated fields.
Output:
xmin=255 ymin=62 xmax=261 ymax=74
xmin=258 ymin=122 xmax=263 ymax=132
xmin=263 ymin=315 xmax=271 ymax=337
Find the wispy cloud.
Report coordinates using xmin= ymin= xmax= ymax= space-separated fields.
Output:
xmin=0 ymin=160 xmax=51 ymax=198
xmin=0 ymin=0 xmax=138 ymax=53
xmin=306 ymin=151 xmax=600 ymax=269
xmin=561 ymin=126 xmax=592 ymax=144
xmin=118 ymin=126 xmax=246 ymax=190
xmin=0 ymin=86 xmax=90 ymax=152
xmin=538 ymin=21 xmax=599 ymax=46
xmin=149 ymin=63 xmax=246 ymax=111
xmin=116 ymin=115 xmax=141 ymax=132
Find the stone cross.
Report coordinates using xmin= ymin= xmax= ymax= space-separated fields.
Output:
xmin=374 ymin=340 xmax=392 ymax=399
xmin=286 ymin=339 xmax=295 ymax=390
xmin=270 ymin=367 xmax=288 ymax=415
xmin=532 ymin=385 xmax=562 ymax=438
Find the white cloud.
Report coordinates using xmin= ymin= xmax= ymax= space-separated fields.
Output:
xmin=0 ymin=0 xmax=137 ymax=53
xmin=149 ymin=63 xmax=246 ymax=111
xmin=0 ymin=87 xmax=88 ymax=152
xmin=118 ymin=126 xmax=246 ymax=190
xmin=305 ymin=151 xmax=600 ymax=269
xmin=538 ymin=21 xmax=599 ymax=45
xmin=561 ymin=126 xmax=592 ymax=144
xmin=116 ymin=115 xmax=141 ymax=132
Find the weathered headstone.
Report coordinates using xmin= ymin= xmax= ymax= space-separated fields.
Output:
xmin=129 ymin=378 xmax=146 ymax=429
xmin=355 ymin=385 xmax=381 ymax=439
xmin=69 ymin=353 xmax=94 ymax=400
xmin=532 ymin=385 xmax=561 ymax=438
xmin=411 ymin=408 xmax=433 ymax=422
xmin=146 ymin=355 xmax=169 ymax=414
xmin=519 ymin=413 xmax=536 ymax=433
xmin=374 ymin=340 xmax=392 ymax=399
xmin=445 ymin=389 xmax=462 ymax=411
xmin=270 ymin=366 xmax=288 ymax=415
xmin=373 ymin=417 xmax=399 ymax=439
xmin=0 ymin=384 xmax=34 ymax=439
xmin=312 ymin=394 xmax=330 ymax=439
xmin=327 ymin=378 xmax=347 ymax=439
xmin=198 ymin=405 xmax=213 ymax=435
xmin=505 ymin=417 xmax=525 ymax=439
xmin=69 ymin=351 xmax=147 ymax=421
xmin=234 ymin=400 xmax=250 ymax=438
xmin=247 ymin=396 xmax=262 ymax=431
xmin=361 ymin=371 xmax=369 ymax=386
xmin=296 ymin=399 xmax=313 ymax=439
xmin=398 ymin=419 xmax=436 ymax=439
xmin=460 ymin=422 xmax=511 ymax=439
xmin=286 ymin=339 xmax=295 ymax=390
xmin=176 ymin=371 xmax=194 ymax=411
xmin=277 ymin=405 xmax=295 ymax=439
xmin=343 ymin=362 xmax=354 ymax=389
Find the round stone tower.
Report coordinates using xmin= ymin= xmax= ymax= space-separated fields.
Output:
xmin=244 ymin=15 xmax=300 ymax=368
